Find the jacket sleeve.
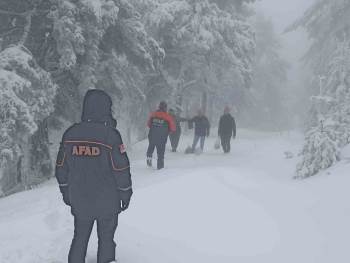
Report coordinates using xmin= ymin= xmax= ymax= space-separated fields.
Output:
xmin=55 ymin=139 xmax=69 ymax=195
xmin=188 ymin=117 xmax=195 ymax=129
xmin=206 ymin=118 xmax=210 ymax=136
xmin=232 ymin=117 xmax=236 ymax=138
xmin=218 ymin=117 xmax=222 ymax=136
xmin=147 ymin=113 xmax=153 ymax=128
xmin=167 ymin=114 xmax=176 ymax=133
xmin=109 ymin=131 xmax=132 ymax=193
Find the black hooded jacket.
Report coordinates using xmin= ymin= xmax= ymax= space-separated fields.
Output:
xmin=218 ymin=113 xmax=236 ymax=137
xmin=189 ymin=115 xmax=210 ymax=137
xmin=55 ymin=90 xmax=132 ymax=219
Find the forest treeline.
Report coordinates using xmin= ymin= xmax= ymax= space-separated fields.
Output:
xmin=0 ymin=0 xmax=264 ymax=195
xmin=286 ymin=0 xmax=350 ymax=178
xmin=1 ymin=0 xmax=348 ymax=195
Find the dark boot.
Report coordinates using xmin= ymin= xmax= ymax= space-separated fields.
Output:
xmin=157 ymin=158 xmax=164 ymax=170
xmin=147 ymin=157 xmax=152 ymax=167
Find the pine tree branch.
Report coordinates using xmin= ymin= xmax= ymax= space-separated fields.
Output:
xmin=0 ymin=27 xmax=21 ymax=37
xmin=19 ymin=8 xmax=36 ymax=45
xmin=0 ymin=9 xmax=29 ymax=16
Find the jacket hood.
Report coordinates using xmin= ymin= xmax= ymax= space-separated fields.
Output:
xmin=81 ymin=89 xmax=113 ymax=123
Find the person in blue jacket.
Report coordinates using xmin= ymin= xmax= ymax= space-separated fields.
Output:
xmin=55 ymin=89 xmax=132 ymax=263
xmin=188 ymin=109 xmax=210 ymax=153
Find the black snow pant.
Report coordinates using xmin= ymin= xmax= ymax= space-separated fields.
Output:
xmin=169 ymin=132 xmax=181 ymax=151
xmin=220 ymin=134 xmax=232 ymax=153
xmin=147 ymin=138 xmax=167 ymax=169
xmin=68 ymin=215 xmax=118 ymax=263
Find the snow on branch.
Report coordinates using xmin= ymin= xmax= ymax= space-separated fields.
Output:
xmin=0 ymin=9 xmax=30 ymax=16
xmin=0 ymin=45 xmax=57 ymax=163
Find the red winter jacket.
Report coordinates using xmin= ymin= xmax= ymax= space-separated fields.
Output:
xmin=147 ymin=110 xmax=176 ymax=142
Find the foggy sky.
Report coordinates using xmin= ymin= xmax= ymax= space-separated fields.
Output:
xmin=255 ymin=0 xmax=315 ymax=33
xmin=255 ymin=0 xmax=316 ymax=86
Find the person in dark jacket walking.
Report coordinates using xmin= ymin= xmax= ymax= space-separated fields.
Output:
xmin=147 ymin=101 xmax=176 ymax=169
xmin=189 ymin=109 xmax=210 ymax=153
xmin=55 ymin=89 xmax=132 ymax=263
xmin=168 ymin=108 xmax=187 ymax=152
xmin=218 ymin=106 xmax=236 ymax=153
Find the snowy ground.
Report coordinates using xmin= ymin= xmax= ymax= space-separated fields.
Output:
xmin=1 ymin=130 xmax=350 ymax=263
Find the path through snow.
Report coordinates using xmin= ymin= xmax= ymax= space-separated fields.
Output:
xmin=0 ymin=130 xmax=349 ymax=263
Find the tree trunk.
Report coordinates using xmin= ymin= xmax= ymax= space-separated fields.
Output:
xmin=208 ymin=94 xmax=214 ymax=124
xmin=201 ymin=91 xmax=208 ymax=114
xmin=16 ymin=156 xmax=23 ymax=184
xmin=19 ymin=8 xmax=36 ymax=46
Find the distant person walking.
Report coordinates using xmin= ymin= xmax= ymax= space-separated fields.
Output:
xmin=218 ymin=106 xmax=236 ymax=153
xmin=147 ymin=101 xmax=176 ymax=169
xmin=189 ymin=109 xmax=210 ymax=153
xmin=168 ymin=108 xmax=187 ymax=152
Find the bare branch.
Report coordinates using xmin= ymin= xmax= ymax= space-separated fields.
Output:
xmin=182 ymin=79 xmax=197 ymax=90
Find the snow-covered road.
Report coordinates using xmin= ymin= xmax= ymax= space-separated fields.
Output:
xmin=1 ymin=130 xmax=350 ymax=263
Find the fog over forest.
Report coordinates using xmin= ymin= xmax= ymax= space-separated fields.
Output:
xmin=1 ymin=1 xmax=350 ymax=262
xmin=256 ymin=0 xmax=314 ymax=127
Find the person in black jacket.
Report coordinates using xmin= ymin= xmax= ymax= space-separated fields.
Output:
xmin=189 ymin=109 xmax=210 ymax=153
xmin=147 ymin=101 xmax=176 ymax=169
xmin=55 ymin=89 xmax=132 ymax=263
xmin=218 ymin=106 xmax=236 ymax=153
xmin=168 ymin=108 xmax=187 ymax=152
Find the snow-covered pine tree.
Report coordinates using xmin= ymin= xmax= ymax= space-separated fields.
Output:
xmin=132 ymin=0 xmax=255 ymax=119
xmin=322 ymin=38 xmax=350 ymax=147
xmin=296 ymin=121 xmax=340 ymax=178
xmin=0 ymin=0 xmax=257 ymax=193
xmin=210 ymin=0 xmax=256 ymax=15
xmin=0 ymin=46 xmax=57 ymax=194
xmin=0 ymin=0 xmax=165 ymax=193
xmin=286 ymin=0 xmax=350 ymax=76
xmin=0 ymin=0 xmax=63 ymax=194
xmin=287 ymin=0 xmax=350 ymax=178
xmin=295 ymin=37 xmax=350 ymax=178
xmin=49 ymin=0 xmax=164 ymax=139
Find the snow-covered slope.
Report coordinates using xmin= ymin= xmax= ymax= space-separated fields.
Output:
xmin=1 ymin=130 xmax=349 ymax=263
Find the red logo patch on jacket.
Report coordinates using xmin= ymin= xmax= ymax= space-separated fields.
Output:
xmin=72 ymin=145 xmax=101 ymax=156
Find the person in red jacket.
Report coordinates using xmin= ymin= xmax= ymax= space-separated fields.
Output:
xmin=147 ymin=101 xmax=176 ymax=169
